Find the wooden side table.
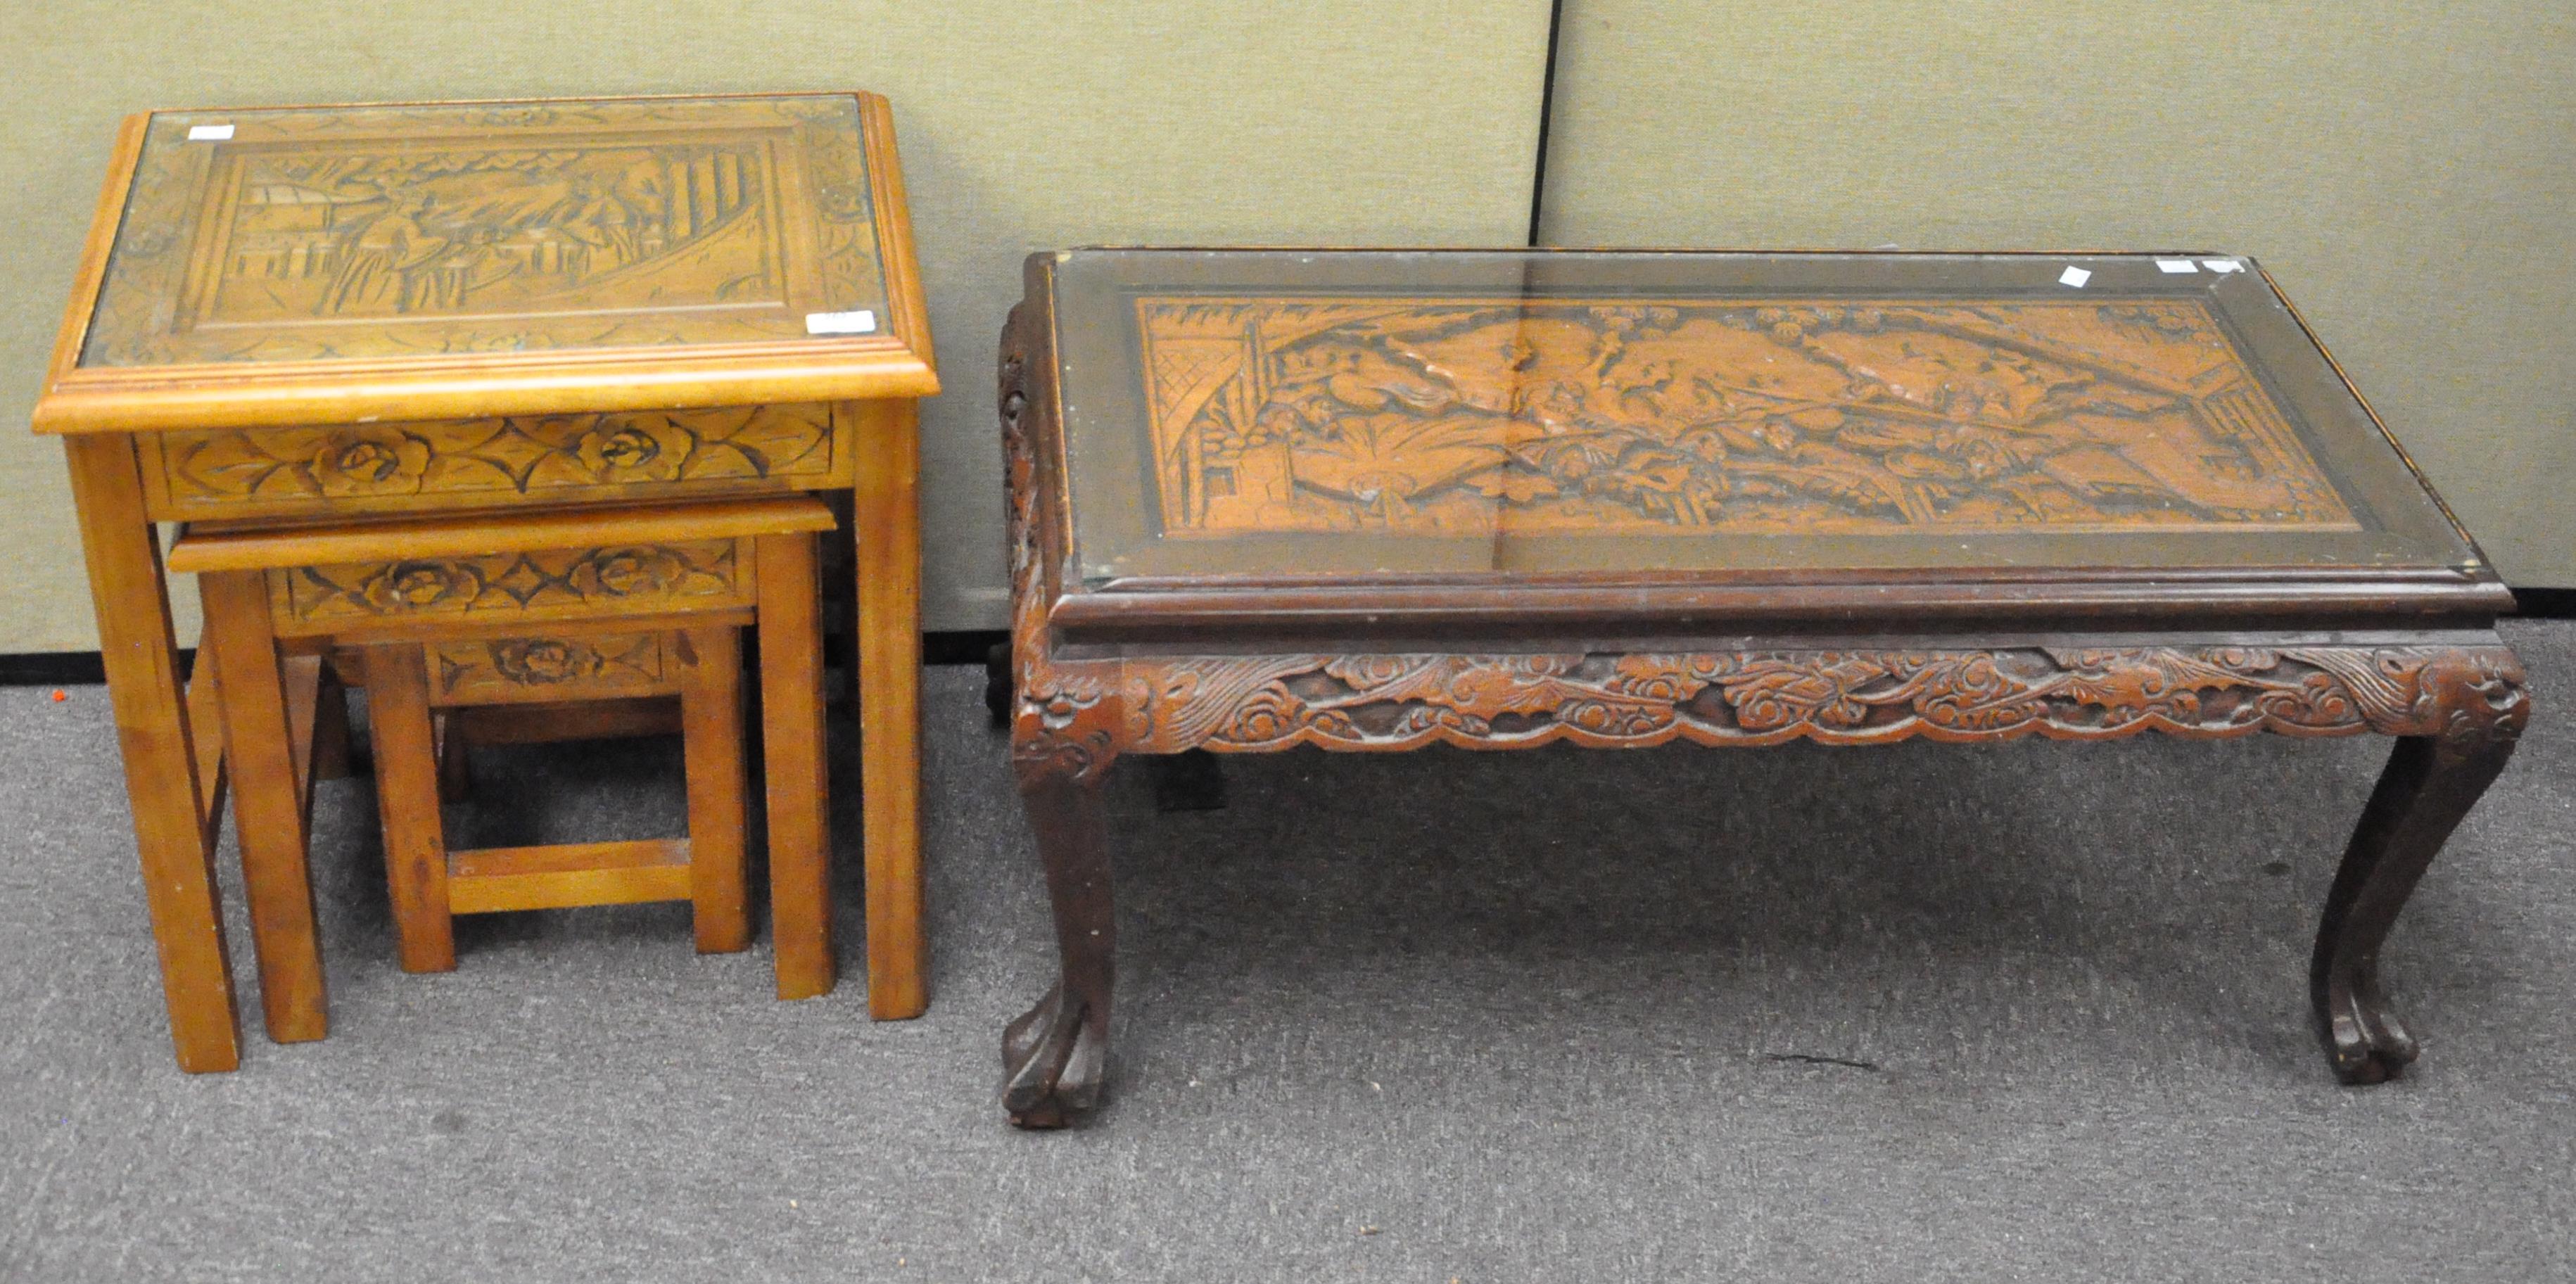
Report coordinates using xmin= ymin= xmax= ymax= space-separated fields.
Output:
xmin=995 ymin=248 xmax=2529 ymax=1126
xmin=30 ymin=93 xmax=939 ymax=1072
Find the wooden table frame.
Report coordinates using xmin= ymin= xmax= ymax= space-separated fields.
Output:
xmin=37 ymin=94 xmax=939 ymax=1072
xmin=989 ymin=271 xmax=2530 ymax=1128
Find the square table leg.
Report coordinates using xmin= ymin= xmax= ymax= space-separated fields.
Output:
xmin=679 ymin=624 xmax=753 ymax=954
xmin=852 ymin=398 xmax=926 ymax=1019
xmin=62 ymin=433 xmax=240 ymax=1072
xmin=759 ymin=530 xmax=835 ymax=999
xmin=197 ymin=569 xmax=326 ymax=1041
xmin=362 ymin=643 xmax=457 ymax=973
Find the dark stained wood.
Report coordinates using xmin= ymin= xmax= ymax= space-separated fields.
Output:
xmin=996 ymin=250 xmax=2534 ymax=1128
xmin=1000 ymin=770 xmax=1116 ymax=1130
xmin=1148 ymin=750 xmax=1228 ymax=813
xmin=2314 ymin=651 xmax=2530 ymax=1083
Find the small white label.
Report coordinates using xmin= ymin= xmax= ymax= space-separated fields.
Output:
xmin=2057 ymin=266 xmax=2092 ymax=288
xmin=804 ymin=310 xmax=877 ymax=336
xmin=2202 ymin=258 xmax=2245 ymax=273
xmin=2155 ymin=258 xmax=2200 ymax=274
xmin=186 ymin=124 xmax=234 ymax=141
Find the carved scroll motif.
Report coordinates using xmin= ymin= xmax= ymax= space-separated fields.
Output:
xmin=1122 ymin=646 xmax=2528 ymax=754
xmin=1134 ymin=296 xmax=2356 ymax=537
xmin=155 ymin=405 xmax=838 ymax=514
xmin=1002 ymin=324 xmax=1124 ymax=787
xmin=271 ymin=540 xmax=745 ymax=633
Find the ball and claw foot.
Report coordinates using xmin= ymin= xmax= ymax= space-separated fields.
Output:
xmin=1002 ymin=983 xmax=1106 ymax=1128
xmin=2319 ymin=974 xmax=2420 ymax=1086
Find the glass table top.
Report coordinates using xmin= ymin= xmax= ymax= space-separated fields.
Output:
xmin=79 ymin=95 xmax=889 ymax=369
xmin=1045 ymin=249 xmax=2481 ymax=583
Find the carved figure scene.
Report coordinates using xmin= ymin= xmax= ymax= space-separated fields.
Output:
xmin=209 ymin=143 xmax=773 ymax=322
xmin=1136 ymin=297 xmax=2357 ymax=536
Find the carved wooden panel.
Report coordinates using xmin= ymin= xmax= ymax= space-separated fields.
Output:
xmin=1135 ymin=296 xmax=2354 ymax=538
xmin=427 ymin=632 xmax=679 ymax=706
xmin=1117 ymin=646 xmax=2527 ymax=754
xmin=81 ymin=96 xmax=887 ymax=367
xmin=141 ymin=403 xmax=843 ymax=519
xmin=267 ymin=539 xmax=748 ymax=637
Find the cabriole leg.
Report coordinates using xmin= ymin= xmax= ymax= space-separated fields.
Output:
xmin=1003 ymin=761 xmax=1117 ymax=1128
xmin=2313 ymin=652 xmax=2528 ymax=1083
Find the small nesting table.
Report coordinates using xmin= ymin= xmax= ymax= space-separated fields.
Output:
xmin=31 ymin=93 xmax=939 ymax=1072
xmin=994 ymin=248 xmax=2528 ymax=1126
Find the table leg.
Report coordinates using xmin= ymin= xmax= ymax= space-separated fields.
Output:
xmin=758 ymin=530 xmax=834 ymax=999
xmin=854 ymin=398 xmax=925 ymax=1019
xmin=679 ymin=625 xmax=752 ymax=954
xmin=2314 ymin=723 xmax=2523 ymax=1083
xmin=1003 ymin=765 xmax=1117 ymax=1129
xmin=198 ymin=571 xmax=326 ymax=1041
xmin=364 ymin=644 xmax=456 ymax=973
xmin=63 ymin=433 xmax=239 ymax=1072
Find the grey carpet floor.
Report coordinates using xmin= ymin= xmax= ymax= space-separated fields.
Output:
xmin=2 ymin=622 xmax=2570 ymax=1283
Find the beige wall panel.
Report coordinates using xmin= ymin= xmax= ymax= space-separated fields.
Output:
xmin=1 ymin=1 xmax=1551 ymax=649
xmin=1540 ymin=1 xmax=2575 ymax=586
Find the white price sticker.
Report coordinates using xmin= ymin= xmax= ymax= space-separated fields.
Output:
xmin=804 ymin=310 xmax=877 ymax=336
xmin=186 ymin=124 xmax=235 ymax=141
xmin=2057 ymin=266 xmax=2092 ymax=288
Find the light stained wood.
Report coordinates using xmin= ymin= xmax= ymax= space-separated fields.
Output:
xmin=39 ymin=350 xmax=939 ymax=437
xmin=289 ymin=609 xmax=756 ymax=651
xmin=445 ymin=839 xmax=694 ymax=914
xmin=40 ymin=117 xmax=150 ymax=402
xmin=363 ymin=642 xmax=457 ymax=972
xmin=678 ymin=627 xmax=752 ymax=953
xmin=198 ymin=570 xmax=326 ymax=1042
xmin=32 ymin=94 xmax=938 ymax=437
xmin=139 ymin=404 xmax=851 ymax=523
xmin=62 ymin=433 xmax=239 ymax=1071
xmin=184 ymin=647 xmax=228 ymax=848
xmin=35 ymin=93 xmax=936 ymax=1064
xmin=309 ymin=669 xmax=354 ymax=784
xmin=433 ymin=712 xmax=471 ymax=806
xmin=852 ymin=398 xmax=927 ymax=1017
xmin=450 ymin=697 xmax=681 ymax=745
xmin=858 ymin=95 xmax=939 ymax=390
xmin=426 ymin=633 xmax=680 ymax=707
xmin=166 ymin=496 xmax=837 ymax=573
xmin=281 ymin=655 xmax=324 ymax=818
xmin=756 ymin=530 xmax=835 ymax=998
xmin=262 ymin=538 xmax=751 ymax=639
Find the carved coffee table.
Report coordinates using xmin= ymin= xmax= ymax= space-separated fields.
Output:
xmin=993 ymin=248 xmax=2527 ymax=1127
